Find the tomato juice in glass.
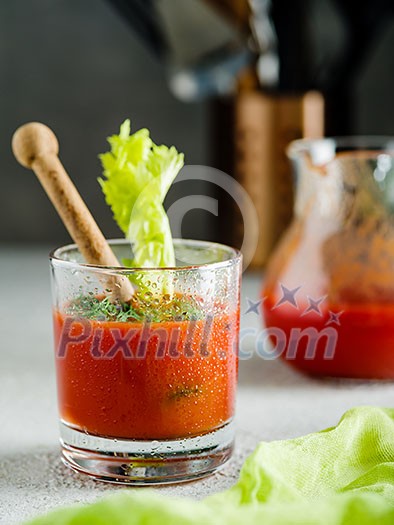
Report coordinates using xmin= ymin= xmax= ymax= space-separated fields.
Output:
xmin=50 ymin=239 xmax=241 ymax=484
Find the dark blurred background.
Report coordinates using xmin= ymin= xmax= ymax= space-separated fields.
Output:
xmin=1 ymin=0 xmax=394 ymax=252
xmin=1 ymin=0 xmax=209 ymax=244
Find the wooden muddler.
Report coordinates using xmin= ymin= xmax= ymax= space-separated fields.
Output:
xmin=12 ymin=122 xmax=134 ymax=302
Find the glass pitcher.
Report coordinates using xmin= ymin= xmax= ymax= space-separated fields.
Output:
xmin=262 ymin=137 xmax=394 ymax=378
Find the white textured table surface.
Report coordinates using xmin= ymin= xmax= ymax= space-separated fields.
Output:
xmin=1 ymin=246 xmax=394 ymax=524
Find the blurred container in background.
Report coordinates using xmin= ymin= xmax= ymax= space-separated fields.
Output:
xmin=263 ymin=137 xmax=394 ymax=379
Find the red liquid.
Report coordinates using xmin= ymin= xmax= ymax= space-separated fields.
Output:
xmin=54 ymin=310 xmax=239 ymax=439
xmin=263 ymin=296 xmax=394 ymax=379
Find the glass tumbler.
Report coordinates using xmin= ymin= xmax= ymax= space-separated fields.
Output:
xmin=50 ymin=239 xmax=241 ymax=484
xmin=263 ymin=137 xmax=394 ymax=379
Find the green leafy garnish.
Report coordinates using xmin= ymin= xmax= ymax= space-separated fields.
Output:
xmin=99 ymin=120 xmax=184 ymax=268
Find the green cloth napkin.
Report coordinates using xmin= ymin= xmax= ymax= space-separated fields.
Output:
xmin=27 ymin=407 xmax=394 ymax=525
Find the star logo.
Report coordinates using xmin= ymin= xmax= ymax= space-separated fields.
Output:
xmin=244 ymin=297 xmax=264 ymax=315
xmin=326 ymin=310 xmax=343 ymax=326
xmin=301 ymin=295 xmax=327 ymax=317
xmin=273 ymin=284 xmax=301 ymax=310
